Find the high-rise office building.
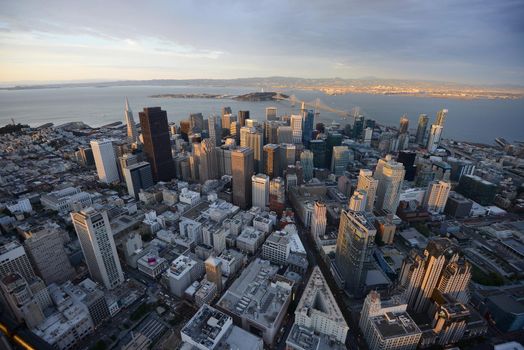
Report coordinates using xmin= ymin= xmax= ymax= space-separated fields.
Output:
xmin=139 ymin=107 xmax=175 ymax=182
xmin=301 ymin=106 xmax=314 ymax=145
xmin=269 ymin=177 xmax=286 ymax=214
xmin=221 ymin=113 xmax=237 ymax=131
xmin=252 ymin=173 xmax=270 ymax=208
xmin=309 ymin=139 xmax=327 ymax=168
xmin=353 ymin=115 xmax=365 ymax=139
xmin=360 ymin=291 xmax=421 ymax=350
xmin=331 ymin=146 xmax=351 ymax=175
xmin=208 ymin=115 xmax=222 ymax=147
xmin=415 ymin=114 xmax=428 ymax=145
xmin=424 ymin=180 xmax=451 ymax=214
xmin=374 ymin=155 xmax=405 ymax=213
xmin=427 ymin=124 xmax=444 ymax=152
xmin=90 ymin=139 xmax=119 ymax=184
xmin=264 ymin=121 xmax=281 ymax=144
xmin=123 ymin=161 xmax=154 ymax=199
xmin=231 ymin=147 xmax=254 ymax=209
xmin=326 ymin=132 xmax=342 ymax=167
xmin=300 ymin=150 xmax=314 ymax=181
xmin=24 ymin=225 xmax=75 ymax=285
xmin=456 ymin=174 xmax=497 ymax=206
xmin=399 ymin=114 xmax=409 ymax=134
xmin=290 ymin=114 xmax=303 ymax=144
xmin=279 ymin=143 xmax=296 ymax=170
xmin=241 ymin=127 xmax=263 ymax=173
xmin=311 ymin=201 xmax=327 ymax=241
xmin=238 ymin=110 xmax=250 ymax=127
xmin=0 ymin=241 xmax=35 ymax=281
xmin=398 ymin=238 xmax=469 ymax=314
xmin=190 ymin=112 xmax=204 ymax=133
xmin=266 ymin=107 xmax=278 ymax=121
xmin=357 ymin=169 xmax=378 ymax=212
xmin=436 ymin=108 xmax=448 ymax=126
xmin=124 ymin=97 xmax=138 ymax=144
xmin=71 ymin=208 xmax=124 ymax=290
xmin=205 ymin=256 xmax=223 ymax=292
xmin=397 ymin=151 xmax=417 ymax=181
xmin=277 ymin=126 xmax=293 ymax=144
xmin=263 ymin=144 xmax=281 ymax=178
xmin=194 ymin=139 xmax=219 ymax=183
xmin=335 ymin=209 xmax=376 ymax=297
xmin=348 ymin=190 xmax=367 ymax=212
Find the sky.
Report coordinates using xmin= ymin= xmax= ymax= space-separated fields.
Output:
xmin=0 ymin=0 xmax=523 ymax=85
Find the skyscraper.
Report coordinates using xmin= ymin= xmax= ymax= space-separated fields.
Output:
xmin=90 ymin=139 xmax=119 ymax=184
xmin=311 ymin=201 xmax=327 ymax=241
xmin=424 ymin=180 xmax=451 ymax=214
xmin=139 ymin=107 xmax=175 ymax=182
xmin=300 ymin=150 xmax=314 ymax=181
xmin=238 ymin=110 xmax=250 ymax=127
xmin=24 ymin=225 xmax=75 ymax=285
xmin=427 ymin=124 xmax=444 ymax=152
xmin=331 ymin=146 xmax=351 ymax=175
xmin=348 ymin=190 xmax=367 ymax=212
xmin=231 ymin=147 xmax=254 ymax=209
xmin=335 ymin=209 xmax=376 ymax=297
xmin=190 ymin=112 xmax=204 ymax=133
xmin=124 ymin=97 xmax=138 ymax=143
xmin=415 ymin=114 xmax=428 ymax=145
xmin=353 ymin=115 xmax=365 ymax=139
xmin=290 ymin=114 xmax=303 ymax=144
xmin=241 ymin=127 xmax=263 ymax=173
xmin=71 ymin=208 xmax=124 ymax=290
xmin=374 ymin=155 xmax=405 ymax=213
xmin=0 ymin=241 xmax=35 ymax=281
xmin=436 ymin=108 xmax=448 ymax=126
xmin=357 ymin=169 xmax=378 ymax=212
xmin=208 ymin=115 xmax=221 ymax=146
xmin=399 ymin=114 xmax=409 ymax=134
xmin=277 ymin=126 xmax=293 ymax=144
xmin=427 ymin=109 xmax=448 ymax=152
xmin=221 ymin=113 xmax=236 ymax=131
xmin=398 ymin=238 xmax=469 ymax=314
xmin=269 ymin=177 xmax=286 ymax=214
xmin=194 ymin=139 xmax=219 ymax=183
xmin=263 ymin=144 xmax=281 ymax=178
xmin=252 ymin=173 xmax=270 ymax=208
xmin=123 ymin=161 xmax=154 ymax=199
xmin=309 ymin=139 xmax=327 ymax=168
xmin=266 ymin=107 xmax=278 ymax=121
xmin=301 ymin=106 xmax=314 ymax=145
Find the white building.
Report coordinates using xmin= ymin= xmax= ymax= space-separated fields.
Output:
xmin=0 ymin=241 xmax=35 ymax=281
xmin=262 ymin=230 xmax=291 ymax=265
xmin=357 ymin=169 xmax=378 ymax=212
xmin=137 ymin=252 xmax=168 ymax=278
xmin=374 ymin=155 xmax=405 ymax=213
xmin=424 ymin=180 xmax=451 ymax=214
xmin=290 ymin=114 xmax=303 ymax=144
xmin=252 ymin=173 xmax=270 ymax=208
xmin=359 ymin=291 xmax=421 ymax=350
xmin=90 ymin=139 xmax=119 ymax=184
xmin=165 ymin=255 xmax=204 ymax=297
xmin=427 ymin=124 xmax=444 ymax=152
xmin=41 ymin=187 xmax=92 ymax=213
xmin=236 ymin=226 xmax=265 ymax=254
xmin=71 ymin=208 xmax=124 ymax=290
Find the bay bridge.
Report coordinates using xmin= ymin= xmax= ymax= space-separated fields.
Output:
xmin=273 ymin=92 xmax=360 ymax=122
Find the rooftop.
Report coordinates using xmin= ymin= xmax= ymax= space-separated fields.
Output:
xmin=371 ymin=311 xmax=421 ymax=339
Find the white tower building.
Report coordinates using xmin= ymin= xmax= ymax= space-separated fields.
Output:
xmin=357 ymin=169 xmax=378 ymax=212
xmin=71 ymin=208 xmax=124 ymax=290
xmin=124 ymin=97 xmax=138 ymax=143
xmin=252 ymin=173 xmax=270 ymax=208
xmin=311 ymin=201 xmax=327 ymax=241
xmin=424 ymin=180 xmax=451 ymax=214
xmin=374 ymin=155 xmax=405 ymax=213
xmin=90 ymin=139 xmax=119 ymax=184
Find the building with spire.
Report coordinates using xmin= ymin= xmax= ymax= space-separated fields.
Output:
xmin=124 ymin=97 xmax=138 ymax=144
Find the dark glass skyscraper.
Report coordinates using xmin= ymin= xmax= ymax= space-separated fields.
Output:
xmin=415 ymin=114 xmax=428 ymax=145
xmin=139 ymin=107 xmax=175 ymax=182
xmin=302 ymin=108 xmax=315 ymax=146
xmin=238 ymin=110 xmax=250 ymax=127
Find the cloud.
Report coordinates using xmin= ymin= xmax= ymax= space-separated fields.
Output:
xmin=0 ymin=0 xmax=523 ymax=84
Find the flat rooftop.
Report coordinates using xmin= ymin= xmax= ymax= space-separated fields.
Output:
xmin=371 ymin=311 xmax=421 ymax=339
xmin=217 ymin=258 xmax=292 ymax=329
